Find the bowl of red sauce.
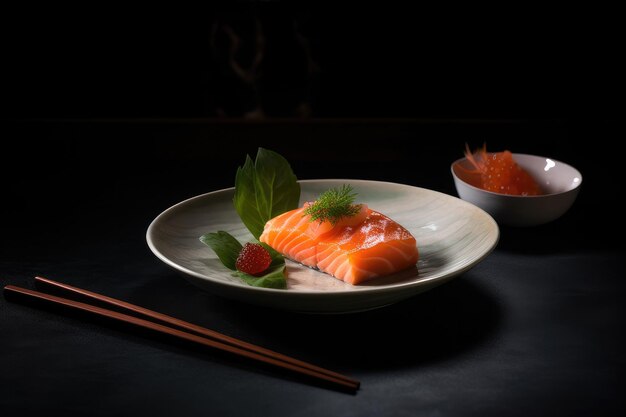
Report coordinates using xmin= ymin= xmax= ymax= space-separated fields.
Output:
xmin=451 ymin=146 xmax=582 ymax=227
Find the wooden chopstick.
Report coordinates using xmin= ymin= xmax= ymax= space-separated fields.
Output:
xmin=4 ymin=282 xmax=359 ymax=392
xmin=32 ymin=276 xmax=359 ymax=388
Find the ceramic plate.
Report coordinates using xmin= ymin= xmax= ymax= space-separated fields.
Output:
xmin=147 ymin=180 xmax=499 ymax=313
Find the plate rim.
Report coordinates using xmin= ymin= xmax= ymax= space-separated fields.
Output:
xmin=146 ymin=179 xmax=499 ymax=297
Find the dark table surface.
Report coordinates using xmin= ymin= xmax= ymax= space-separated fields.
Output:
xmin=1 ymin=119 xmax=624 ymax=416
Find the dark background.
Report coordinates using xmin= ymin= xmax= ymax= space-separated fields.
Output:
xmin=3 ymin=6 xmax=622 ymax=120
xmin=3 ymin=5 xmax=622 ymax=242
xmin=2 ymin=5 xmax=624 ymax=417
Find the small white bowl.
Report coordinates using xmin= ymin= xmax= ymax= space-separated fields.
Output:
xmin=451 ymin=153 xmax=582 ymax=227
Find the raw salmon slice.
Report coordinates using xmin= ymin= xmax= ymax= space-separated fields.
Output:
xmin=259 ymin=206 xmax=419 ymax=284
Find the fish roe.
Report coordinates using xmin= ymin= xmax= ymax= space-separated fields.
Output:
xmin=463 ymin=145 xmax=542 ymax=196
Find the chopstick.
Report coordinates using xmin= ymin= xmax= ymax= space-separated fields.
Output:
xmin=33 ymin=277 xmax=358 ymax=388
xmin=4 ymin=279 xmax=359 ymax=392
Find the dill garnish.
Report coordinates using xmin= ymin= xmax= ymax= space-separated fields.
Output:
xmin=304 ymin=185 xmax=362 ymax=225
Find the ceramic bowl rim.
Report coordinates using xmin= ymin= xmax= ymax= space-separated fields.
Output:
xmin=451 ymin=153 xmax=583 ymax=199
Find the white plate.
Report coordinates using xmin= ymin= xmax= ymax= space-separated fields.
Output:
xmin=147 ymin=180 xmax=499 ymax=313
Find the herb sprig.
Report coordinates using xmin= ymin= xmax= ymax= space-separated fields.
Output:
xmin=304 ymin=185 xmax=361 ymax=225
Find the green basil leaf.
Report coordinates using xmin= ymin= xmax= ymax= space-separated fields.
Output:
xmin=202 ymin=148 xmax=296 ymax=290
xmin=200 ymin=232 xmax=286 ymax=289
xmin=259 ymin=242 xmax=285 ymax=269
xmin=253 ymin=148 xmax=301 ymax=222
xmin=233 ymin=148 xmax=300 ymax=239
xmin=234 ymin=264 xmax=287 ymax=289
xmin=233 ymin=155 xmax=267 ymax=239
xmin=199 ymin=231 xmax=242 ymax=270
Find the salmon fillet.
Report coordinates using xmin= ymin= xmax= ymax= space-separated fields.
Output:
xmin=259 ymin=206 xmax=419 ymax=284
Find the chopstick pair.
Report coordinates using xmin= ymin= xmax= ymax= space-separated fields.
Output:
xmin=3 ymin=276 xmax=359 ymax=392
